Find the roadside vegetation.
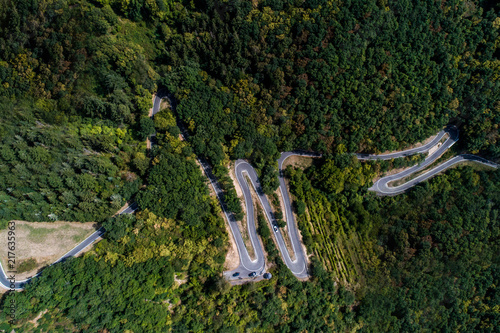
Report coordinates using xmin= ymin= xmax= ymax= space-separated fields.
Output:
xmin=0 ymin=108 xmax=144 ymax=222
xmin=0 ymin=221 xmax=96 ymax=279
xmin=375 ymin=153 xmax=427 ymax=176
xmin=286 ymin=155 xmax=500 ymax=331
xmin=286 ymin=155 xmax=377 ymax=289
xmin=389 ymin=150 xmax=456 ymax=187
xmin=0 ymin=1 xmax=159 ymax=222
xmin=0 ymin=0 xmax=499 ymax=332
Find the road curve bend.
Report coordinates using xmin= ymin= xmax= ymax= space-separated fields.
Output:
xmin=153 ymin=92 xmax=266 ymax=279
xmin=4 ymin=94 xmax=496 ymax=289
xmin=156 ymin=94 xmax=500 ymax=278
xmin=356 ymin=128 xmax=449 ymax=161
xmin=0 ymin=203 xmax=138 ymax=290
xmin=235 ymin=158 xmax=310 ymax=278
xmin=366 ymin=126 xmax=498 ymax=195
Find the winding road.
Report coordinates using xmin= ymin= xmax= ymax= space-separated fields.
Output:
xmin=363 ymin=126 xmax=498 ymax=195
xmin=153 ymin=92 xmax=268 ymax=279
xmin=2 ymin=93 xmax=497 ymax=289
xmin=233 ymin=158 xmax=309 ymax=279
xmin=356 ymin=128 xmax=450 ymax=161
xmin=225 ymin=126 xmax=497 ymax=278
xmin=154 ymin=92 xmax=310 ymax=279
xmin=152 ymin=95 xmax=498 ymax=280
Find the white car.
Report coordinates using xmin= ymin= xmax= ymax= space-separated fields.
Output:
xmin=273 ymin=225 xmax=278 ymax=232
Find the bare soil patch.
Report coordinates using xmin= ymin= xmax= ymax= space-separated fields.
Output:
xmin=160 ymin=98 xmax=170 ymax=110
xmin=223 ymin=227 xmax=240 ymax=271
xmin=426 ymin=134 xmax=449 ymax=156
xmin=274 ymin=188 xmax=296 ymax=261
xmin=174 ymin=273 xmax=188 ymax=287
xmin=28 ymin=309 xmax=48 ymax=328
xmin=148 ymin=93 xmax=156 ymax=117
xmin=0 ymin=221 xmax=97 ymax=281
xmin=282 ymin=155 xmax=315 ymax=170
xmin=227 ymin=166 xmax=256 ymax=260
xmin=228 ymin=162 xmax=244 ymax=198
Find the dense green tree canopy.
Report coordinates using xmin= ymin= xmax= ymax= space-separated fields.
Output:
xmin=0 ymin=0 xmax=499 ymax=331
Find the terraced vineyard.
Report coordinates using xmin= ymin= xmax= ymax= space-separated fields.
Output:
xmin=300 ymin=189 xmax=373 ymax=289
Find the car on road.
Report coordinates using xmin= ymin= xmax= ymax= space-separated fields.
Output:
xmin=232 ymin=272 xmax=240 ymax=277
xmin=249 ymin=272 xmax=257 ymax=277
xmin=273 ymin=225 xmax=279 ymax=232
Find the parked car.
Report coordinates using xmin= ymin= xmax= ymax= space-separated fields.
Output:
xmin=232 ymin=272 xmax=240 ymax=277
xmin=273 ymin=225 xmax=279 ymax=232
xmin=249 ymin=272 xmax=257 ymax=277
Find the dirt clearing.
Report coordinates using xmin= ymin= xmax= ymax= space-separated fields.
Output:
xmin=0 ymin=221 xmax=98 ymax=281
xmin=228 ymin=165 xmax=256 ymax=260
xmin=282 ymin=155 xmax=316 ymax=170
xmin=273 ymin=188 xmax=296 ymax=261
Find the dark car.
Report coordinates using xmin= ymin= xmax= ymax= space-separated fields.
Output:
xmin=232 ymin=272 xmax=240 ymax=277
xmin=249 ymin=272 xmax=257 ymax=277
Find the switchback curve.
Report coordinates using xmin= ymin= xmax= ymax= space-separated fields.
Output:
xmin=364 ymin=126 xmax=498 ymax=195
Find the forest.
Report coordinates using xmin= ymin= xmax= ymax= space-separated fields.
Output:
xmin=286 ymin=155 xmax=500 ymax=331
xmin=159 ymin=0 xmax=500 ymax=192
xmin=3 ymin=142 xmax=499 ymax=331
xmin=0 ymin=0 xmax=499 ymax=331
xmin=0 ymin=0 xmax=162 ymax=222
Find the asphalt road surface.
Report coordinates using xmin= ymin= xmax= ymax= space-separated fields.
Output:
xmin=372 ymin=154 xmax=498 ymax=195
xmin=234 ymin=159 xmax=308 ymax=278
xmin=3 ymin=95 xmax=496 ymax=289
xmin=151 ymin=96 xmax=498 ymax=278
xmin=153 ymin=93 xmax=266 ymax=280
xmin=0 ymin=203 xmax=138 ymax=290
xmin=356 ymin=129 xmax=449 ymax=160
xmin=203 ymin=158 xmax=266 ymax=279
xmin=368 ymin=127 xmax=498 ymax=195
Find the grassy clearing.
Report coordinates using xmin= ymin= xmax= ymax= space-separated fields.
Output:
xmin=456 ymin=160 xmax=498 ymax=172
xmin=282 ymin=155 xmax=317 ymax=170
xmin=20 ymin=223 xmax=91 ymax=245
xmin=0 ymin=221 xmax=97 ymax=280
